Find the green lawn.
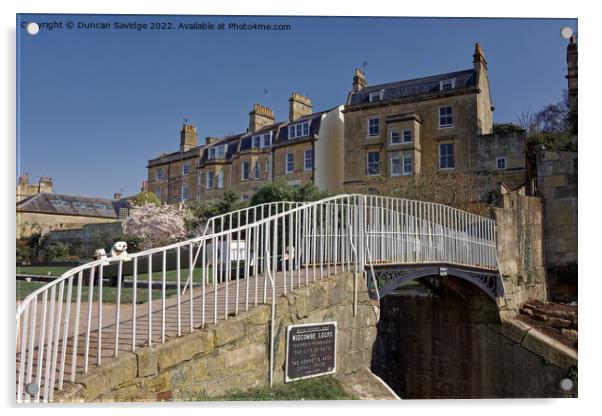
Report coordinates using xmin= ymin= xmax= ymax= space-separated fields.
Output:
xmin=16 ymin=280 xmax=178 ymax=304
xmin=17 ymin=265 xmax=214 ymax=283
xmin=17 ymin=265 xmax=72 ymax=276
xmin=193 ymin=376 xmax=356 ymax=401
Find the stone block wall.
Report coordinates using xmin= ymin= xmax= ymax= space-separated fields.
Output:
xmin=491 ymin=190 xmax=547 ymax=311
xmin=372 ymin=287 xmax=576 ymax=399
xmin=58 ymin=272 xmax=379 ymax=402
xmin=535 ymin=148 xmax=578 ymax=268
xmin=45 ymin=221 xmax=123 ymax=259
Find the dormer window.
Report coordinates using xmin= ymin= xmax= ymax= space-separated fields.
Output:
xmin=252 ymin=131 xmax=272 ymax=148
xmin=369 ymin=90 xmax=384 ymax=102
xmin=288 ymin=121 xmax=310 ymax=140
xmin=208 ymin=145 xmax=227 ymax=160
xmin=439 ymin=78 xmax=455 ymax=91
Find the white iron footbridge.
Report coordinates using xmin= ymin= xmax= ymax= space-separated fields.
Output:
xmin=15 ymin=194 xmax=501 ymax=402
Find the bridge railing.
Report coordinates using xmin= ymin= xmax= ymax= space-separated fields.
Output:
xmin=15 ymin=194 xmax=496 ymax=403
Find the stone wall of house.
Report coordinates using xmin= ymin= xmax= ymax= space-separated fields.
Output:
xmin=17 ymin=212 xmax=118 ymax=239
xmin=491 ymin=190 xmax=547 ymax=312
xmin=45 ymin=221 xmax=124 ymax=258
xmin=535 ymin=148 xmax=578 ymax=268
xmin=372 ymin=287 xmax=577 ymax=399
xmin=272 ymin=139 xmax=314 ymax=187
xmin=470 ymin=130 xmax=527 ymax=197
xmin=57 ymin=272 xmax=379 ymax=402
xmin=342 ymin=92 xmax=479 ymax=193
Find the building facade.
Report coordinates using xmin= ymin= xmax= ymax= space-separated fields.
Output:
xmin=147 ymin=92 xmax=344 ymax=204
xmin=16 ymin=192 xmax=131 ymax=238
xmin=146 ymin=44 xmax=525 ymax=206
xmin=146 ymin=124 xmax=211 ymax=205
xmin=342 ymin=44 xmax=526 ymax=198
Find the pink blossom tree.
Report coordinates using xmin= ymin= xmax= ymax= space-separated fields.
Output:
xmin=123 ymin=203 xmax=188 ymax=250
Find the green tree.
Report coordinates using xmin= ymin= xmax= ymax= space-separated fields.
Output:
xmin=131 ymin=191 xmax=161 ymax=206
xmin=250 ymin=181 xmax=328 ymax=206
xmin=186 ymin=190 xmax=243 ymax=234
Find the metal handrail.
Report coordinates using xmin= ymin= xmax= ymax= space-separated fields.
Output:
xmin=15 ymin=193 xmax=497 ymax=403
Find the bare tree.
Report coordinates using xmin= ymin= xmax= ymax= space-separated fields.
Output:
xmin=516 ymin=106 xmax=539 ymax=136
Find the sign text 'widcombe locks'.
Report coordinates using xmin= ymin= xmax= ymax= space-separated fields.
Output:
xmin=285 ymin=322 xmax=337 ymax=382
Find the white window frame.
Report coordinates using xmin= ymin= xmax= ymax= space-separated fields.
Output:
xmin=304 ymin=149 xmax=313 ymax=171
xmin=181 ymin=184 xmax=189 ymax=202
xmin=206 ymin=171 xmax=214 ymax=189
xmin=369 ymin=90 xmax=384 ymax=103
xmin=390 ymin=131 xmax=401 ymax=145
xmin=496 ymin=157 xmax=507 ymax=170
xmin=252 ymin=135 xmax=261 ymax=149
xmin=439 ymin=78 xmax=455 ymax=91
xmin=288 ymin=122 xmax=310 ymax=140
xmin=182 ymin=163 xmax=190 ymax=176
xmin=254 ymin=160 xmax=260 ymax=179
xmin=241 ymin=161 xmax=250 ymax=180
xmin=156 ymin=167 xmax=163 ymax=180
xmin=367 ymin=116 xmax=380 ymax=137
xmin=286 ymin=152 xmax=294 ymax=174
xmin=438 ymin=142 xmax=455 ymax=170
xmin=402 ymin=129 xmax=413 ymax=143
xmin=390 ymin=153 xmax=401 ymax=176
xmin=366 ymin=151 xmax=380 ymax=176
xmin=262 ymin=132 xmax=272 ymax=148
xmin=402 ymin=151 xmax=413 ymax=176
xmin=439 ymin=106 xmax=453 ymax=128
xmin=217 ymin=170 xmax=224 ymax=189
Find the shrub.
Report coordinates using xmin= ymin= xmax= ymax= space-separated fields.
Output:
xmin=250 ymin=181 xmax=328 ymax=206
xmin=131 ymin=191 xmax=161 ymax=207
xmin=16 ymin=243 xmax=33 ymax=263
xmin=45 ymin=242 xmax=72 ymax=261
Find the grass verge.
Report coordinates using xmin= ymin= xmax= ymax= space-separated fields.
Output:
xmin=193 ymin=376 xmax=356 ymax=401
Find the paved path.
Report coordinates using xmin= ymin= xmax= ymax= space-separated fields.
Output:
xmin=16 ymin=268 xmax=337 ymax=400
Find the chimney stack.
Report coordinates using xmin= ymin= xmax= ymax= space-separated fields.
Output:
xmin=289 ymin=92 xmax=313 ymax=121
xmin=18 ymin=173 xmax=29 ymax=186
xmin=473 ymin=42 xmax=488 ymax=72
xmin=566 ymin=36 xmax=578 ymax=118
xmin=180 ymin=123 xmax=198 ymax=152
xmin=352 ymin=68 xmax=367 ymax=92
xmin=38 ymin=177 xmax=53 ymax=193
xmin=248 ymin=104 xmax=275 ymax=133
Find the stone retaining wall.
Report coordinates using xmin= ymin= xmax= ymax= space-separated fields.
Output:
xmin=58 ymin=271 xmax=379 ymax=402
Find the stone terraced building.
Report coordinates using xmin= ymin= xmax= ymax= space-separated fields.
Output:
xmin=146 ymin=44 xmax=526 ymax=205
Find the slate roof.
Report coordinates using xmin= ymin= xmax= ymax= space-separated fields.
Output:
xmin=147 ymin=146 xmax=203 ymax=167
xmin=198 ymin=106 xmax=338 ymax=163
xmin=17 ymin=193 xmax=131 ymax=219
xmin=349 ymin=69 xmax=476 ymax=106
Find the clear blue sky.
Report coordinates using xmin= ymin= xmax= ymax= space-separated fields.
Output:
xmin=17 ymin=14 xmax=577 ymax=198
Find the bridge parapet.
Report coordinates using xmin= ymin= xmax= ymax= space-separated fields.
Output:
xmin=16 ymin=194 xmax=498 ymax=402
